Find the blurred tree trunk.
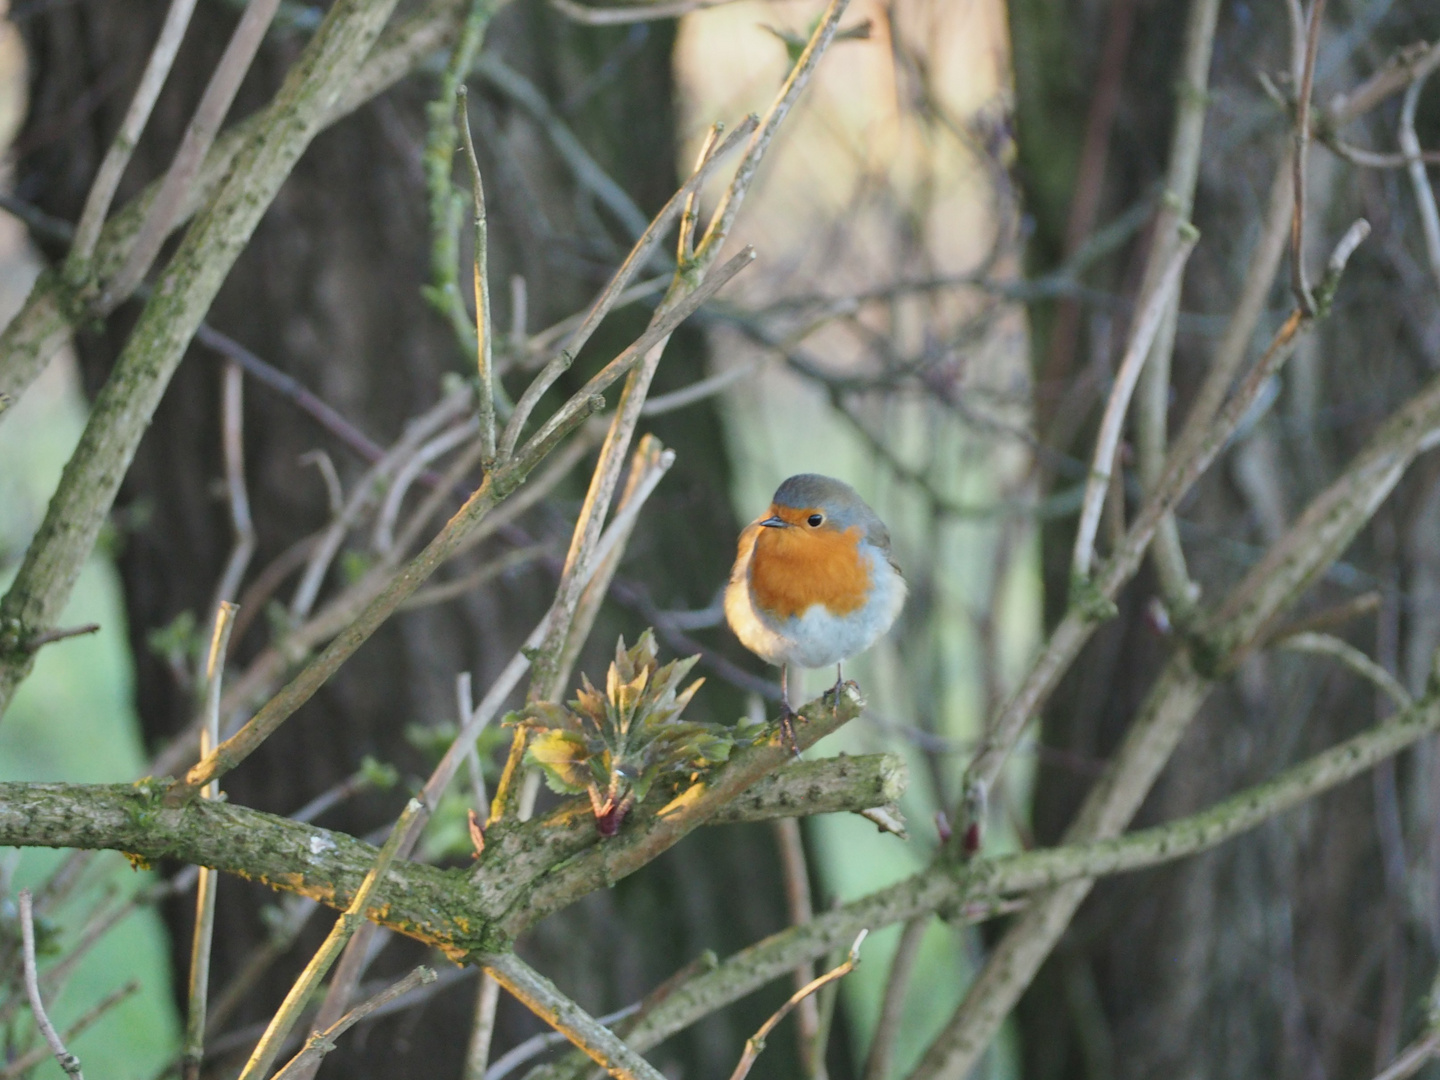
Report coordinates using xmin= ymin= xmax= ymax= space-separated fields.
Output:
xmin=1010 ymin=2 xmax=1440 ymax=1078
xmin=14 ymin=3 xmax=801 ymax=1077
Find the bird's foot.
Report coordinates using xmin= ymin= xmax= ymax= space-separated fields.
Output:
xmin=825 ymin=677 xmax=860 ymax=709
xmin=777 ymin=702 xmax=802 ymax=758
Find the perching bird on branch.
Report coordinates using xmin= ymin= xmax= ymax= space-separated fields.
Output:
xmin=726 ymin=474 xmax=906 ymax=746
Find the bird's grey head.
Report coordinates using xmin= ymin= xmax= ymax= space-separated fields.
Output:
xmin=771 ymin=474 xmax=886 ymax=539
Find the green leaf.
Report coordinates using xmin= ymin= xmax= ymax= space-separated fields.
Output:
xmin=525 ymin=730 xmax=592 ymax=794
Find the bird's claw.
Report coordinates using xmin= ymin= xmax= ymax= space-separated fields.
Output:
xmin=777 ymin=703 xmax=802 ymax=758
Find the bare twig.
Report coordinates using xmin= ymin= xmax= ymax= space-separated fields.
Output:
xmin=465 ymin=974 xmax=504 ymax=1080
xmin=21 ymin=624 xmax=100 ymax=650
xmin=0 ymin=983 xmax=138 ymax=1080
xmin=862 ymin=916 xmax=926 ymax=1080
xmin=727 ymin=931 xmax=867 ymax=1080
xmin=19 ymin=889 xmax=84 ymax=1079
xmin=481 ymin=951 xmax=667 ymax=1080
xmin=182 ymin=601 xmax=236 ymax=1080
xmin=101 ymin=0 xmax=285 ymax=309
xmin=1290 ymin=0 xmax=1326 ymax=313
xmin=772 ymin=817 xmax=823 ymax=1078
xmin=1071 ymin=232 xmax=1196 ymax=579
xmin=483 ymin=1003 xmax=639 ymax=1080
xmin=473 ymin=56 xmax=649 ymax=242
xmin=268 ymin=966 xmax=438 ymax=1080
xmin=679 ymin=122 xmax=724 ymax=264
xmin=65 ymin=0 xmax=199 ymax=268
xmin=1398 ymin=60 xmax=1440 ymax=294
xmin=373 ymin=419 xmax=480 ymax=554
xmin=496 ymin=121 xmax=756 ymax=459
xmin=1278 ymin=632 xmax=1413 ymax=710
xmin=1133 ymin=0 xmax=1220 ymax=607
xmin=457 ymin=86 xmax=497 ymax=463
xmin=549 ymin=0 xmax=743 ymax=24
xmin=235 ymin=798 xmax=426 ymax=1080
xmin=959 ymin=219 xmax=1369 ymax=849
xmin=212 ymin=359 xmax=256 ymax=616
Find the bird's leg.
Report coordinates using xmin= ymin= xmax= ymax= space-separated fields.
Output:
xmin=831 ymin=662 xmax=845 ymax=703
xmin=778 ymin=664 xmax=800 ymax=756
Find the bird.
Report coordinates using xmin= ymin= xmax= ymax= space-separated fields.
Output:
xmin=725 ymin=474 xmax=906 ymax=746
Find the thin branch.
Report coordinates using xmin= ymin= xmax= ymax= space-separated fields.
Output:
xmin=65 ymin=0 xmax=199 ymax=268
xmin=1131 ymin=0 xmax=1220 ymax=607
xmin=170 ymin=386 xmax=602 ymax=802
xmin=496 ymin=121 xmax=756 ymax=459
xmin=1398 ymin=60 xmax=1440 ymax=294
xmin=1071 ymin=231 xmax=1197 ymax=579
xmin=101 ymin=0 xmax=285 ymax=310
xmin=727 ymin=931 xmax=867 ymax=1080
xmin=466 ymin=974 xmax=504 ymax=1080
xmin=373 ymin=419 xmax=480 ymax=554
xmin=772 ymin=817 xmax=823 ymax=1078
xmin=19 ymin=889 xmax=84 ymax=1079
xmin=549 ymin=0 xmax=743 ymax=24
xmin=21 ymin=624 xmax=100 ymax=651
xmin=481 ymin=951 xmax=667 ymax=1080
xmin=862 ymin=916 xmax=927 ymax=1080
xmin=211 ymin=359 xmax=256 ymax=615
xmin=422 ymin=0 xmax=494 ymax=365
xmin=457 ymin=85 xmax=497 ymax=463
xmin=269 ymin=966 xmax=438 ymax=1080
xmin=679 ymin=122 xmax=724 ymax=264
xmin=1290 ymin=0 xmax=1325 ymax=313
xmin=182 ymin=602 xmax=236 ymax=1080
xmin=1278 ymin=632 xmax=1412 ymax=710
xmin=487 ymin=442 xmax=677 ymax=822
xmin=235 ymin=799 xmax=427 ymax=1080
xmin=697 ymin=0 xmax=851 ymax=258
xmin=0 ymin=983 xmax=138 ymax=1080
xmin=0 ymin=0 xmax=422 ymax=718
xmin=473 ymin=56 xmax=649 ymax=242
xmin=958 ymin=218 xmax=1370 ymax=848
xmin=484 ymin=1003 xmax=639 ymax=1080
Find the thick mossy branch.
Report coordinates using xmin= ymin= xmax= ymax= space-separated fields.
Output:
xmin=0 ymin=733 xmax=898 ymax=956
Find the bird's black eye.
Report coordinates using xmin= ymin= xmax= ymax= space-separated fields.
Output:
xmin=807 ymin=513 xmax=824 ymax=527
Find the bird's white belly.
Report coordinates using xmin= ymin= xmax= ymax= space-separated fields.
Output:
xmin=724 ymin=543 xmax=905 ymax=670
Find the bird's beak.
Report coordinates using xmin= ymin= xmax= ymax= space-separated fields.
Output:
xmin=758 ymin=516 xmax=788 ymax=528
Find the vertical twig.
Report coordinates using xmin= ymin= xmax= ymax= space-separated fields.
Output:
xmin=211 ymin=359 xmax=256 ymax=618
xmin=101 ymin=0 xmax=285 ymax=309
xmin=678 ymin=122 xmax=723 ymax=265
xmin=488 ymin=442 xmax=677 ymax=822
xmin=422 ymin=0 xmax=495 ymax=358
xmin=1398 ymin=60 xmax=1440 ymax=294
xmin=182 ymin=601 xmax=237 ymax=1080
xmin=65 ymin=0 xmax=200 ymax=270
xmin=456 ymin=671 xmax=489 ymax=812
xmin=18 ymin=889 xmax=84 ymax=1079
xmin=1072 ymin=233 xmax=1196 ymax=580
xmin=772 ymin=817 xmax=824 ymax=1078
xmin=235 ymin=799 xmax=426 ymax=1080
xmin=457 ymin=85 xmax=498 ymax=462
xmin=1133 ymin=0 xmax=1221 ymax=609
xmin=862 ymin=915 xmax=927 ymax=1080
xmin=1290 ymin=0 xmax=1326 ymax=314
xmin=464 ymin=974 xmax=503 ymax=1080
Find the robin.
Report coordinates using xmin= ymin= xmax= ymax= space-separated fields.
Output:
xmin=725 ymin=474 xmax=906 ymax=744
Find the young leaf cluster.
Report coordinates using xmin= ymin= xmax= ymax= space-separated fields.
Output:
xmin=518 ymin=630 xmax=733 ymax=835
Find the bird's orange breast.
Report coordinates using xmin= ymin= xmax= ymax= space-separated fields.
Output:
xmin=750 ymin=522 xmax=871 ymax=618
